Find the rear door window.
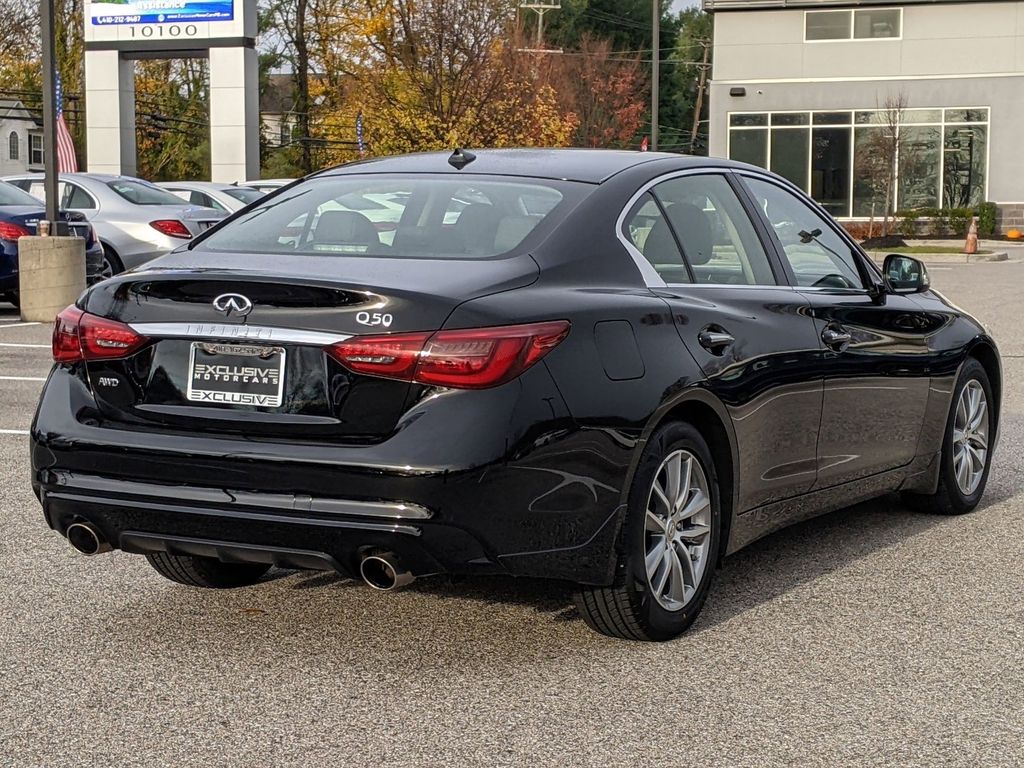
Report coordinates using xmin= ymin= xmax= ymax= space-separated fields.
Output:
xmin=198 ymin=175 xmax=579 ymax=258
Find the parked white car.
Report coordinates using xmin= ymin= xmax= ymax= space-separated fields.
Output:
xmin=3 ymin=173 xmax=226 ymax=277
xmin=243 ymin=178 xmax=294 ymax=194
xmin=157 ymin=181 xmax=265 ymax=213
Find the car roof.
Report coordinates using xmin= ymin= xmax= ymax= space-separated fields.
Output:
xmin=316 ymin=149 xmax=725 ymax=184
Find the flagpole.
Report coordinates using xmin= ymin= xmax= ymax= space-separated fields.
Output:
xmin=40 ymin=0 xmax=60 ymax=230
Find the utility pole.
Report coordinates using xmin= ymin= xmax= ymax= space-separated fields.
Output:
xmin=40 ymin=0 xmax=59 ymax=229
xmin=651 ymin=0 xmax=659 ymax=152
xmin=689 ymin=40 xmax=711 ymax=155
xmin=519 ymin=1 xmax=562 ymax=52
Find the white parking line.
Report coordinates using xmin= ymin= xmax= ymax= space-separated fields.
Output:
xmin=0 ymin=376 xmax=46 ymax=381
xmin=0 ymin=429 xmax=29 ymax=435
xmin=0 ymin=343 xmax=49 ymax=348
xmin=0 ymin=322 xmax=41 ymax=328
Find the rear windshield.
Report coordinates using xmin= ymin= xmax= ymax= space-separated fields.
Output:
xmin=0 ymin=180 xmax=43 ymax=207
xmin=107 ymin=179 xmax=189 ymax=206
xmin=223 ymin=186 xmax=264 ymax=205
xmin=195 ymin=174 xmax=582 ymax=258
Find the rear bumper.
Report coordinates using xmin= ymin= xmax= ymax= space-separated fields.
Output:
xmin=32 ymin=366 xmax=629 ymax=585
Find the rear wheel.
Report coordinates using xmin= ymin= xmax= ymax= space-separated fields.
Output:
xmin=145 ymin=552 xmax=270 ymax=588
xmin=574 ymin=422 xmax=721 ymax=641
xmin=903 ymin=358 xmax=994 ymax=515
xmin=99 ymin=245 xmax=123 ymax=280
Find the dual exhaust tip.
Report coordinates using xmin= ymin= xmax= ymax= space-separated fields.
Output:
xmin=66 ymin=523 xmax=415 ymax=591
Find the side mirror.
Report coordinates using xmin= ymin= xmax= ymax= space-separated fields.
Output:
xmin=883 ymin=254 xmax=930 ymax=294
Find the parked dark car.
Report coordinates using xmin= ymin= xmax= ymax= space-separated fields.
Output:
xmin=0 ymin=180 xmax=104 ymax=306
xmin=31 ymin=149 xmax=1001 ymax=640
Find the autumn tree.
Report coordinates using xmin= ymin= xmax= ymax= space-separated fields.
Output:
xmin=539 ymin=35 xmax=646 ymax=148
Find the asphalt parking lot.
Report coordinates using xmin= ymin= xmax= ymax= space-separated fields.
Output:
xmin=1 ymin=258 xmax=1022 ymax=767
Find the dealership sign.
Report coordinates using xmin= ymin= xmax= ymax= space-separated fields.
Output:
xmin=84 ymin=0 xmax=248 ymax=45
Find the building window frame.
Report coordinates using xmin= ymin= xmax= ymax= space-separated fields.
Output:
xmin=28 ymin=133 xmax=44 ymax=166
xmin=804 ymin=8 xmax=903 ymax=43
xmin=726 ymin=107 xmax=990 ymax=219
xmin=8 ymin=131 xmax=18 ymax=161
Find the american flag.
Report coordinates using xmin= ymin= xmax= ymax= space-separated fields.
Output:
xmin=55 ymin=73 xmax=78 ymax=172
xmin=356 ymin=110 xmax=365 ymax=157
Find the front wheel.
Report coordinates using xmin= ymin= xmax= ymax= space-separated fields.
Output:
xmin=574 ymin=422 xmax=721 ymax=641
xmin=146 ymin=552 xmax=270 ymax=588
xmin=903 ymin=358 xmax=994 ymax=515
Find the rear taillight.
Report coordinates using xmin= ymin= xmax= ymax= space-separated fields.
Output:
xmin=0 ymin=222 xmax=31 ymax=241
xmin=149 ymin=219 xmax=192 ymax=239
xmin=327 ymin=321 xmax=570 ymax=389
xmin=52 ymin=305 xmax=149 ymax=363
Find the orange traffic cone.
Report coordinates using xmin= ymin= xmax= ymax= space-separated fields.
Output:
xmin=964 ymin=217 xmax=979 ymax=255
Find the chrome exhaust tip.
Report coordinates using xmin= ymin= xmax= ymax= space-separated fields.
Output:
xmin=359 ymin=552 xmax=414 ymax=591
xmin=66 ymin=522 xmax=111 ymax=556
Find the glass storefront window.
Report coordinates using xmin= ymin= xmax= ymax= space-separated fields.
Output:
xmin=727 ymin=107 xmax=988 ymax=217
xmin=898 ymin=126 xmax=942 ymax=210
xmin=944 ymin=108 xmax=989 ymax=124
xmin=852 ymin=127 xmax=890 ymax=217
xmin=730 ymin=114 xmax=768 ymax=127
xmin=811 ymin=127 xmax=851 ymax=217
xmin=771 ymin=113 xmax=809 ymax=127
xmin=943 ymin=126 xmax=987 ymax=208
xmin=770 ymin=129 xmax=810 ymax=191
xmin=730 ymin=129 xmax=768 ymax=167
xmin=813 ymin=112 xmax=852 ymax=126
xmin=901 ymin=109 xmax=943 ymax=124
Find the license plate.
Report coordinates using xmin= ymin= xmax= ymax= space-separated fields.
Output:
xmin=186 ymin=342 xmax=285 ymax=408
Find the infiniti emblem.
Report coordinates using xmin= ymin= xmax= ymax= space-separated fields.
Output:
xmin=213 ymin=293 xmax=254 ymax=318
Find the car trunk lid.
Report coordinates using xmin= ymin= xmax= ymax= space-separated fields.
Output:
xmin=76 ymin=253 xmax=538 ymax=440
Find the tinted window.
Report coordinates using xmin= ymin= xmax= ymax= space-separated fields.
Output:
xmin=653 ymin=174 xmax=776 ymax=286
xmin=623 ymin=193 xmax=690 ymax=284
xmin=744 ymin=177 xmax=864 ymax=290
xmin=0 ymin=180 xmax=44 ymax=206
xmin=223 ymin=187 xmax=264 ymax=205
xmin=107 ymin=179 xmax=187 ymax=206
xmin=806 ymin=10 xmax=850 ymax=40
xmin=65 ymin=183 xmax=96 ymax=210
xmin=197 ymin=175 xmax=576 ymax=259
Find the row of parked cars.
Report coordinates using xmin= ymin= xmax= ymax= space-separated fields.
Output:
xmin=0 ymin=174 xmax=293 ymax=306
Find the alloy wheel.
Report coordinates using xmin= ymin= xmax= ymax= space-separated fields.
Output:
xmin=644 ymin=449 xmax=712 ymax=612
xmin=952 ymin=379 xmax=988 ymax=496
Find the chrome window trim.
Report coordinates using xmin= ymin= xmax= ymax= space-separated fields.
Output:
xmin=616 ymin=167 xmax=784 ymax=290
xmin=128 ymin=322 xmax=352 ymax=346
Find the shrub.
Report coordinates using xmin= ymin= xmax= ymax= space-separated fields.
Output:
xmin=947 ymin=207 xmax=974 ymax=235
xmin=977 ymin=202 xmax=998 ymax=236
xmin=897 ymin=210 xmax=920 ymax=237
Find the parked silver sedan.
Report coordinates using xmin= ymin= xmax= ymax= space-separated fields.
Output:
xmin=2 ymin=173 xmax=226 ymax=277
xmin=157 ymin=181 xmax=265 ymax=213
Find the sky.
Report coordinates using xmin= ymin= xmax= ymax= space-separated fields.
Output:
xmin=672 ymin=0 xmax=702 ymax=10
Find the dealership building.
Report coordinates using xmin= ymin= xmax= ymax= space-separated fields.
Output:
xmin=705 ymin=0 xmax=1024 ymax=230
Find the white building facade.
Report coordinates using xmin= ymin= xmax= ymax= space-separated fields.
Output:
xmin=705 ymin=0 xmax=1024 ymax=229
xmin=0 ymin=100 xmax=43 ymax=177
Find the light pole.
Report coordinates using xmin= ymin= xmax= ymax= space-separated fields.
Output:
xmin=39 ymin=0 xmax=59 ymax=230
xmin=651 ymin=0 xmax=659 ymax=152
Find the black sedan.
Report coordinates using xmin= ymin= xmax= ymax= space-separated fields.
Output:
xmin=31 ymin=149 xmax=1001 ymax=641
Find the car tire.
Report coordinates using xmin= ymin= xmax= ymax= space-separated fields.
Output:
xmin=574 ymin=422 xmax=721 ymax=641
xmin=100 ymin=245 xmax=124 ymax=279
xmin=145 ymin=552 xmax=270 ymax=588
xmin=902 ymin=358 xmax=994 ymax=516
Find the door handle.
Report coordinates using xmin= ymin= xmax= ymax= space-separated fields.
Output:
xmin=698 ymin=327 xmax=735 ymax=354
xmin=821 ymin=326 xmax=852 ymax=350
